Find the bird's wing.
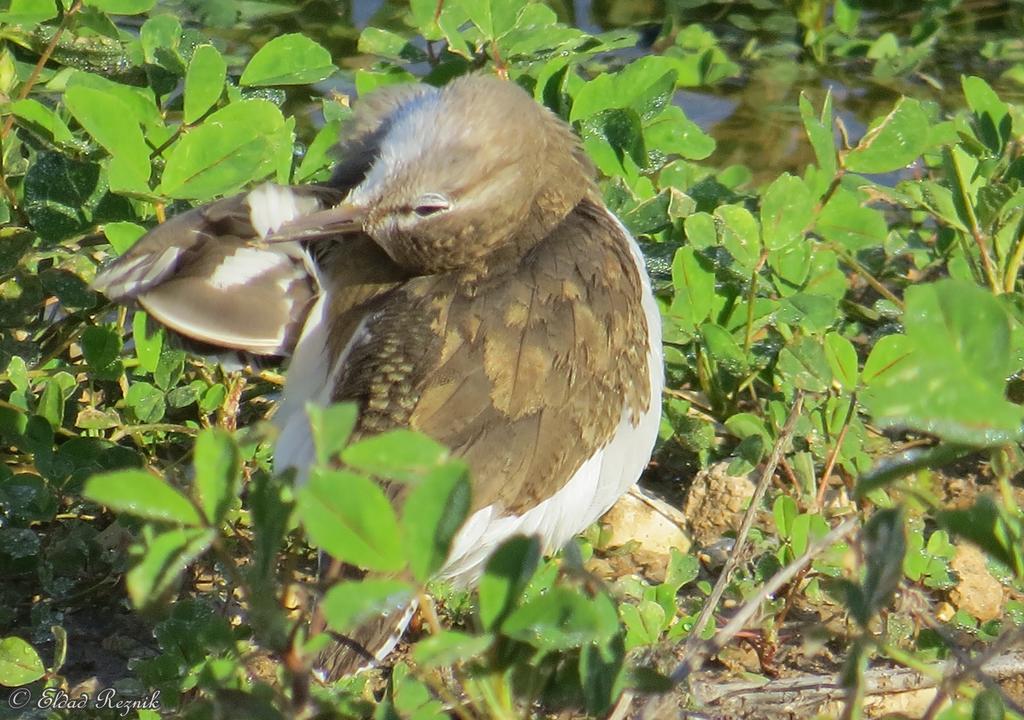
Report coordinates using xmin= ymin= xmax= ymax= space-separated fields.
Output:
xmin=331 ymin=199 xmax=654 ymax=516
xmin=93 ymin=185 xmax=343 ymax=355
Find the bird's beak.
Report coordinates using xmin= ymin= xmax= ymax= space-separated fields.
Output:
xmin=262 ymin=201 xmax=368 ymax=244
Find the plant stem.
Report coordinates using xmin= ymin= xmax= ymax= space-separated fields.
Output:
xmin=816 ymin=392 xmax=857 ymax=510
xmin=947 ymin=147 xmax=1001 ymax=293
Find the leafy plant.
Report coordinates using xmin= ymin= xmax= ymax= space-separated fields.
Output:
xmin=2 ymin=0 xmax=1024 ymax=718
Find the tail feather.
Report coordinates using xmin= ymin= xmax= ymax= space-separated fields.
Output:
xmin=315 ymin=600 xmax=419 ymax=681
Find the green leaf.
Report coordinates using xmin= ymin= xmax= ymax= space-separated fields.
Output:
xmin=962 ymin=75 xmax=1011 ymax=156
xmin=125 ymin=381 xmax=165 ymax=423
xmin=777 ymin=336 xmax=832 ymax=392
xmin=824 ymin=332 xmax=859 ymax=390
xmin=412 ymin=630 xmax=493 ymax=668
xmin=139 ymin=14 xmax=181 ymax=66
xmin=154 ymin=347 xmax=184 ymax=390
xmin=669 ymin=246 xmax=714 ymax=331
xmin=478 ymin=535 xmax=540 ymax=630
xmin=358 ymin=27 xmax=427 ymax=63
xmin=126 ymin=527 xmax=214 ymax=607
xmin=158 ymin=100 xmax=287 ymax=199
xmin=849 ymin=508 xmax=905 ymax=627
xmin=458 ymin=0 xmax=521 ymax=38
xmin=320 ymin=579 xmax=413 ymax=634
xmin=761 ymin=173 xmax=813 ymax=250
xmin=81 ymin=325 xmax=123 ymax=381
xmin=184 ymin=45 xmax=226 ymax=124
xmin=844 ymin=98 xmax=930 ymax=174
xmin=84 ymin=469 xmax=202 ymax=525
xmin=0 ymin=0 xmax=58 ymax=24
xmin=84 ymin=0 xmax=156 ymax=13
xmin=799 ymin=91 xmax=836 ymax=179
xmin=773 ymin=495 xmax=798 ymax=538
xmin=297 ymin=469 xmax=403 ymax=572
xmin=860 ymin=281 xmax=1024 ymax=445
xmin=295 ymin=117 xmax=344 ymax=182
xmin=9 ymin=98 xmax=77 ymax=147
xmin=402 ymin=462 xmax=471 ymax=583
xmin=816 ymin=187 xmax=888 ymax=251
xmin=973 ymin=687 xmax=1006 ymax=720
xmin=104 ymin=221 xmax=146 ymax=255
xmin=64 ymin=86 xmax=150 ymax=193
xmin=861 ymin=334 xmax=912 ymax=385
xmin=701 ymin=323 xmax=748 ymax=377
xmin=240 ymin=33 xmax=335 ymax=86
xmin=193 ymin=429 xmax=240 ymax=525
xmin=0 ymin=636 xmax=45 ymax=687
xmin=716 ymin=204 xmax=762 ymax=273
xmin=132 ymin=311 xmax=164 ymax=374
xmin=65 ymin=71 xmax=162 ymax=131
xmin=306 ymin=402 xmax=358 ymax=468
xmin=503 ymin=587 xmax=618 ymax=651
xmin=342 ymin=429 xmax=448 ymax=482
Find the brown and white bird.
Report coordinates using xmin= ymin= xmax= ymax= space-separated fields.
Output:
xmin=93 ymin=74 xmax=663 ymax=677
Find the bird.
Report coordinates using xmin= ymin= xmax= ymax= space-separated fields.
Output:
xmin=92 ymin=73 xmax=664 ymax=678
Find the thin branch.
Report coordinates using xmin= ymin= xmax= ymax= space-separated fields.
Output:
xmin=639 ymin=392 xmax=807 ymax=720
xmin=816 ymin=392 xmax=857 ymax=510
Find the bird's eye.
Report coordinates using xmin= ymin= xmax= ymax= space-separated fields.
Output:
xmin=412 ymin=194 xmax=451 ymax=217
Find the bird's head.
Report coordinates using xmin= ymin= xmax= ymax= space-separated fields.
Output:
xmin=323 ymin=75 xmax=596 ymax=275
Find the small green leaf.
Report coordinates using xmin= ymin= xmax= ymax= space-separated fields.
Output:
xmin=799 ymin=91 xmax=836 ymax=179
xmin=402 ymin=462 xmax=471 ymax=582
xmin=306 ymin=402 xmax=358 ymax=467
xmin=773 ymin=495 xmax=798 ymax=538
xmin=973 ymin=687 xmax=1006 ymax=720
xmin=158 ymin=100 xmax=287 ymax=200
xmin=824 ymin=332 xmax=859 ymax=390
xmin=125 ymin=381 xmax=165 ymax=424
xmin=297 ymin=469 xmax=403 ymax=572
xmin=962 ymin=75 xmax=1011 ymax=156
xmin=850 ymin=508 xmax=905 ymax=627
xmin=761 ymin=173 xmax=813 ymax=251
xmin=132 ymin=311 xmax=164 ymax=374
xmin=669 ymin=246 xmax=714 ymax=331
xmin=240 ymin=34 xmax=335 ymax=86
xmin=154 ymin=348 xmax=184 ymax=390
xmin=458 ymin=0 xmax=520 ymax=38
xmin=861 ymin=281 xmax=1024 ymax=445
xmin=126 ymin=527 xmax=214 ymax=608
xmin=104 ymin=221 xmax=146 ymax=255
xmin=81 ymin=325 xmax=123 ymax=381
xmin=64 ymin=86 xmax=150 ymax=193
xmin=844 ymin=98 xmax=930 ymax=174
xmin=184 ymin=45 xmax=226 ymax=124
xmin=503 ymin=587 xmax=618 ymax=651
xmin=342 ymin=430 xmax=448 ymax=482
xmin=478 ymin=535 xmax=540 ymax=630
xmin=193 ymin=429 xmax=240 ymax=525
xmin=0 ymin=0 xmax=58 ymax=24
xmin=84 ymin=0 xmax=156 ymax=13
xmin=777 ymin=336 xmax=832 ymax=393
xmin=84 ymin=469 xmax=202 ymax=525
xmin=358 ymin=27 xmax=427 ymax=63
xmin=412 ymin=630 xmax=493 ymax=668
xmin=320 ymin=579 xmax=413 ymax=634
xmin=9 ymin=98 xmax=77 ymax=147
xmin=0 ymin=636 xmax=45 ymax=687
xmin=816 ymin=188 xmax=888 ymax=251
